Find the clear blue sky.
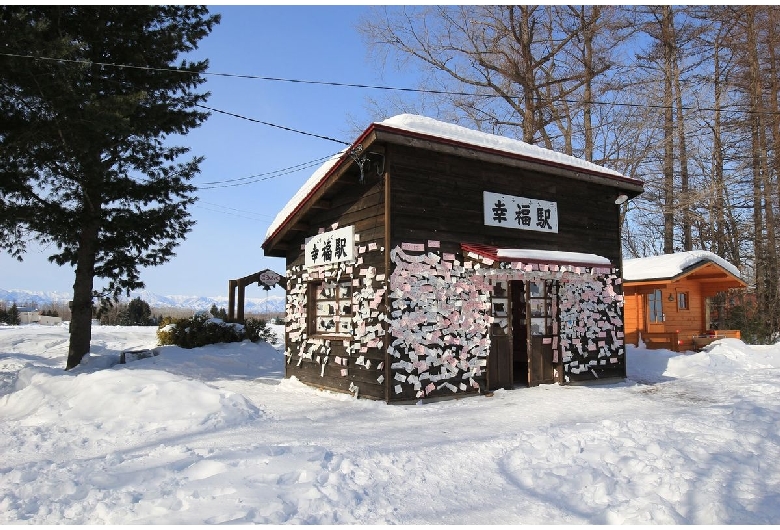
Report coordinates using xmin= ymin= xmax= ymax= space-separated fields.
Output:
xmin=1 ymin=5 xmax=419 ymax=298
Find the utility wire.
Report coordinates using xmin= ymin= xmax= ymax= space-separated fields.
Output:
xmin=195 ymin=105 xmax=350 ymax=145
xmin=3 ymin=51 xmax=777 ymax=116
xmin=197 ymin=153 xmax=338 ymax=187
xmin=196 ymin=200 xmax=276 ymax=220
xmin=193 ymin=203 xmax=272 ymax=223
xmin=195 ymin=152 xmax=341 ymax=190
xmin=0 ymin=52 xmax=479 ymax=96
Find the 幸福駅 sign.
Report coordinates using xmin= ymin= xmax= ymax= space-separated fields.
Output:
xmin=483 ymin=191 xmax=558 ymax=234
xmin=305 ymin=225 xmax=355 ymax=268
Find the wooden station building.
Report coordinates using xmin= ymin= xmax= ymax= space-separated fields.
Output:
xmin=262 ymin=115 xmax=644 ymax=402
xmin=622 ymin=251 xmax=746 ymax=352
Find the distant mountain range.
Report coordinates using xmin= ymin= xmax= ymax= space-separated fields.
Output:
xmin=0 ymin=288 xmax=285 ymax=314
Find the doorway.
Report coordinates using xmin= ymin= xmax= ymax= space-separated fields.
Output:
xmin=510 ymin=280 xmax=528 ymax=386
xmin=488 ymin=279 xmax=558 ymax=390
xmin=646 ymin=288 xmax=664 ymax=334
xmin=525 ymin=279 xmax=557 ymax=386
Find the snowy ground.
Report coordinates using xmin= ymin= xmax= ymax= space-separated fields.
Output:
xmin=1 ymin=323 xmax=780 ymax=524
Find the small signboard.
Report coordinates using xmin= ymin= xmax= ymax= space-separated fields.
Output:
xmin=483 ymin=191 xmax=558 ymax=234
xmin=305 ymin=225 xmax=356 ymax=268
xmin=257 ymin=269 xmax=283 ymax=290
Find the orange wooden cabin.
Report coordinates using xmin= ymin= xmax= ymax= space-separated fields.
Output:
xmin=622 ymin=251 xmax=747 ymax=352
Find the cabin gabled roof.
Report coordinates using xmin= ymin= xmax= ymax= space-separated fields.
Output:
xmin=263 ymin=114 xmax=645 ymax=256
xmin=622 ymin=251 xmax=746 ymax=288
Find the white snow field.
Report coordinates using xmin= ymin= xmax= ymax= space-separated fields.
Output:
xmin=1 ymin=323 xmax=779 ymax=524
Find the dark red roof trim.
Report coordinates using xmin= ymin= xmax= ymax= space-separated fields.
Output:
xmin=373 ymin=122 xmax=645 ymax=188
xmin=264 ymin=120 xmax=643 ymax=250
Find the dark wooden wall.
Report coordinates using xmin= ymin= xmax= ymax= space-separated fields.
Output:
xmin=386 ymin=144 xmax=623 ymax=265
xmin=283 ymin=167 xmax=388 ymax=401
xmin=385 ymin=143 xmax=627 ymax=391
xmin=279 ymin=140 xmax=628 ymax=400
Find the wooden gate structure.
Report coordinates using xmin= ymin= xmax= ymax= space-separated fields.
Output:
xmin=227 ymin=269 xmax=285 ymax=322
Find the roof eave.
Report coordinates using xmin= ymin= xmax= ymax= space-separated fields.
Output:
xmin=264 ymin=120 xmax=645 ymax=254
xmin=624 ymin=259 xmax=746 ymax=288
xmin=372 ymin=123 xmax=644 ymax=195
xmin=262 ymin=127 xmax=380 ymax=254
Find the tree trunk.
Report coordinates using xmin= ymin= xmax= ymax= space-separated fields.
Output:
xmin=661 ymin=6 xmax=676 ymax=254
xmin=710 ymin=30 xmax=741 ymax=266
xmin=581 ymin=6 xmax=599 ymax=163
xmin=745 ymin=7 xmax=769 ymax=336
xmin=517 ymin=6 xmax=538 ymax=145
xmin=66 ymin=212 xmax=100 ymax=370
xmin=674 ymin=52 xmax=692 ymax=251
xmin=766 ymin=7 xmax=780 ymax=331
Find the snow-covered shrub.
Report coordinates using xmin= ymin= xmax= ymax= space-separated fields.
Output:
xmin=156 ymin=313 xmax=277 ymax=348
xmin=244 ymin=318 xmax=279 ymax=345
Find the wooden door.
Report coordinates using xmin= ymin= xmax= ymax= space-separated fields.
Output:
xmin=528 ymin=280 xmax=557 ymax=386
xmin=487 ymin=321 xmax=512 ymax=390
xmin=487 ymin=282 xmax=512 ymax=391
xmin=646 ymin=288 xmax=665 ymax=333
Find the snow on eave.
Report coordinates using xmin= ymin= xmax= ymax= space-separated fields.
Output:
xmin=497 ymin=249 xmax=612 ymax=266
xmin=263 ymin=114 xmax=642 ymax=250
xmin=263 ymin=149 xmax=348 ymax=245
xmin=375 ymin=114 xmax=642 ymax=186
xmin=622 ymin=250 xmax=742 ymax=282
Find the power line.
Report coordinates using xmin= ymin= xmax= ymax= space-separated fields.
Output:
xmin=196 ymin=200 xmax=276 ymax=220
xmin=4 ymin=51 xmax=776 ymax=116
xmin=195 ymin=105 xmax=350 ymax=145
xmin=0 ymin=52 xmax=478 ymax=97
xmin=192 ymin=202 xmax=272 ymax=223
xmin=195 ymin=152 xmax=341 ymax=189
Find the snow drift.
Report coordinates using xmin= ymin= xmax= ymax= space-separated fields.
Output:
xmin=1 ymin=324 xmax=779 ymax=524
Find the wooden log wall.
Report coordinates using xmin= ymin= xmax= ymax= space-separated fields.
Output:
xmin=386 ymin=144 xmax=623 ymax=265
xmin=283 ymin=168 xmax=388 ymax=400
xmin=386 ymin=144 xmax=627 ymax=388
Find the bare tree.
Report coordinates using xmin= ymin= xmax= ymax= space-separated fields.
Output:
xmin=359 ymin=5 xmax=627 ymax=158
xmin=359 ymin=5 xmax=780 ymax=338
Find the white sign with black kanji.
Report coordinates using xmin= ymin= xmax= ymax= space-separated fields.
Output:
xmin=483 ymin=191 xmax=558 ymax=234
xmin=305 ymin=225 xmax=356 ymax=268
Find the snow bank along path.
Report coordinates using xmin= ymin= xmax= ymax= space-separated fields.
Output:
xmin=1 ymin=325 xmax=779 ymax=524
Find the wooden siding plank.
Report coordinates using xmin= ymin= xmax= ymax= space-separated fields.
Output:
xmin=387 ymin=144 xmax=622 ymax=264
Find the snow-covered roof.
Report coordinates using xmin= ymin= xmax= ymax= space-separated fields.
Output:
xmin=622 ymin=251 xmax=741 ymax=282
xmin=265 ymin=149 xmax=346 ymax=242
xmin=264 ymin=114 xmax=638 ymax=245
xmin=497 ymin=249 xmax=612 ymax=266
xmin=380 ymin=114 xmax=627 ymax=178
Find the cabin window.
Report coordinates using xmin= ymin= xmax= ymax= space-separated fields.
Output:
xmin=308 ymin=279 xmax=352 ymax=335
xmin=648 ymin=289 xmax=663 ymax=323
xmin=677 ymin=292 xmax=689 ymax=310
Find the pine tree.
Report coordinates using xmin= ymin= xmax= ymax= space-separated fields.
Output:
xmin=8 ymin=303 xmax=20 ymax=326
xmin=0 ymin=6 xmax=220 ymax=368
xmin=127 ymin=297 xmax=152 ymax=326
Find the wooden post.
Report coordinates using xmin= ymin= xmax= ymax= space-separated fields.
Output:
xmin=237 ymin=279 xmax=246 ymax=322
xmin=383 ymin=151 xmax=391 ymax=403
xmin=228 ymin=280 xmax=237 ymax=322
